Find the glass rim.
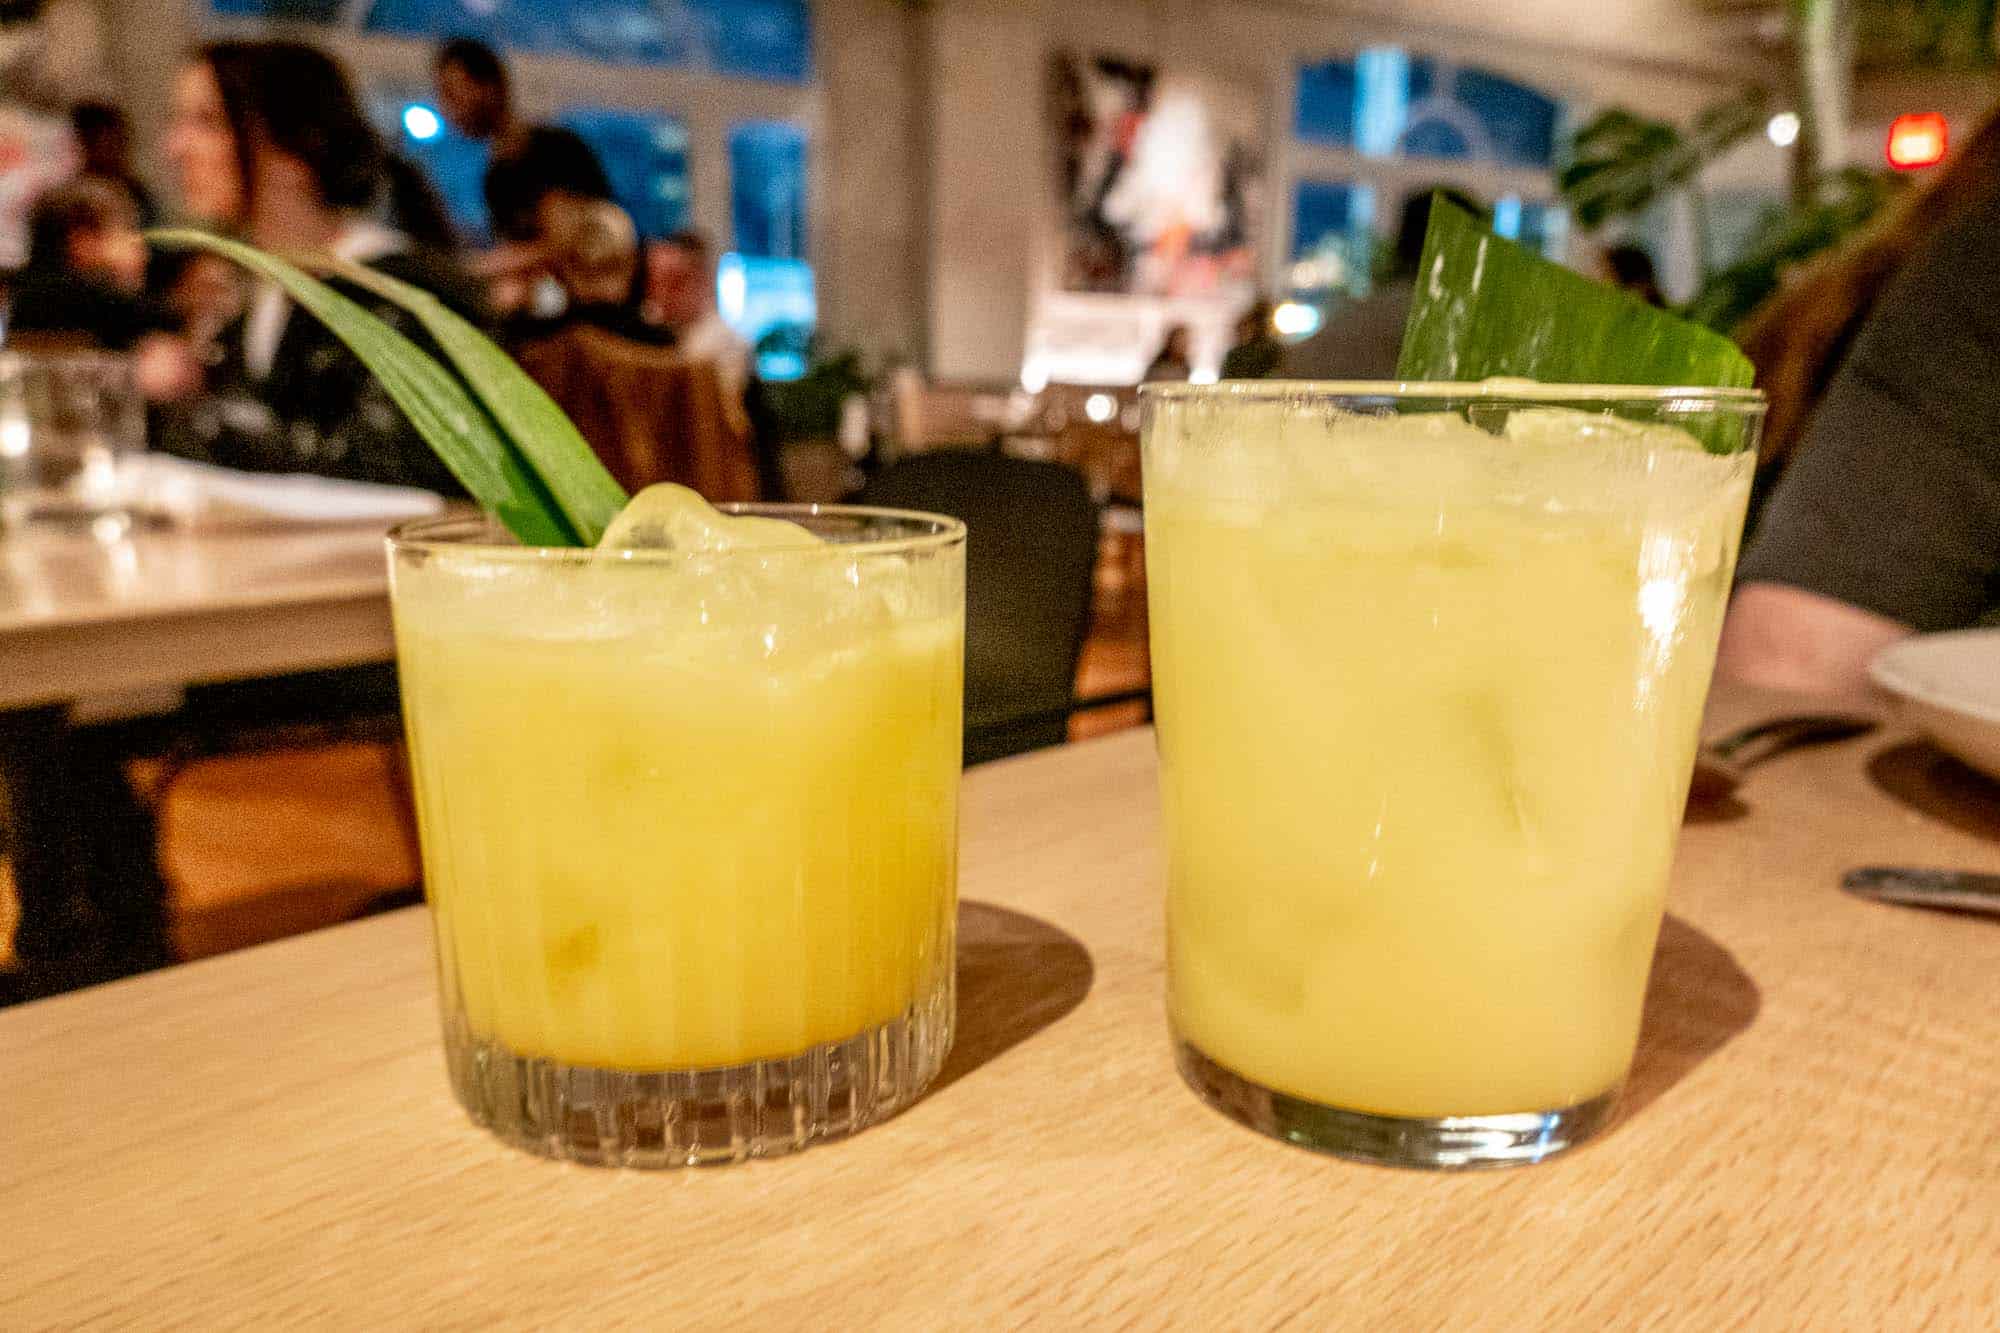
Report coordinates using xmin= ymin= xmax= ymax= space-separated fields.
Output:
xmin=1139 ymin=380 xmax=1766 ymax=411
xmin=388 ymin=503 xmax=967 ymax=564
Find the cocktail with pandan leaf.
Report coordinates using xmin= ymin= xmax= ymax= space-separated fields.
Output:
xmin=152 ymin=233 xmax=964 ymax=1167
xmin=1145 ymin=202 xmax=1765 ymax=1168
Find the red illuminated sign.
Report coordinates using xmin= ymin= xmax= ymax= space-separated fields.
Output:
xmin=1887 ymin=113 xmax=1948 ymax=170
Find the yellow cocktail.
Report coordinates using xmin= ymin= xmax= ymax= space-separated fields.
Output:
xmin=1143 ymin=385 xmax=1761 ymax=1167
xmin=389 ymin=492 xmax=964 ymax=1166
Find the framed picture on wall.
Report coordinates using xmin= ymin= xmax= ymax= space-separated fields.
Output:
xmin=1048 ymin=50 xmax=1264 ymax=298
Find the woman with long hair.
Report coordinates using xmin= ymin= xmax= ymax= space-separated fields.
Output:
xmin=159 ymin=38 xmax=482 ymax=488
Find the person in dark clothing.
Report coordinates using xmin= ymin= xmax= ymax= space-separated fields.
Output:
xmin=484 ymin=126 xmax=615 ymax=247
xmin=434 ymin=36 xmax=512 ymax=143
xmin=1736 ymin=104 xmax=2000 ymax=483
xmin=1220 ymin=300 xmax=1282 ymax=380
xmin=1600 ymin=244 xmax=1666 ymax=307
xmin=157 ymin=39 xmax=483 ymax=492
xmin=8 ymin=179 xmax=202 ymax=401
xmin=69 ymin=99 xmax=159 ymax=229
xmin=1145 ymin=324 xmax=1194 ymax=382
xmin=1283 ymin=187 xmax=1483 ymax=380
xmin=1716 ymin=180 xmax=2000 ymax=699
xmin=433 ymin=36 xmax=611 ymax=245
xmin=382 ymin=151 xmax=461 ymax=252
xmin=10 ymin=177 xmax=162 ymax=349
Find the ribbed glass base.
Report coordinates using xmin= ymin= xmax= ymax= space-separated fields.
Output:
xmin=446 ymin=980 xmax=953 ymax=1167
xmin=1176 ymin=1038 xmax=1619 ymax=1170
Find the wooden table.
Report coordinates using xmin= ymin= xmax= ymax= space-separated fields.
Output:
xmin=0 ymin=522 xmax=396 ymax=711
xmin=0 ymin=520 xmax=401 ymax=975
xmin=5 ymin=684 xmax=1999 ymax=1326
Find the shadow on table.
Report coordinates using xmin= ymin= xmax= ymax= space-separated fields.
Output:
xmin=1868 ymin=741 xmax=2000 ymax=844
xmin=931 ymin=899 xmax=1094 ymax=1095
xmin=1618 ymin=914 xmax=1760 ymax=1124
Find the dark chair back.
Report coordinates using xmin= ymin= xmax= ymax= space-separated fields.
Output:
xmin=863 ymin=452 xmax=1098 ymax=765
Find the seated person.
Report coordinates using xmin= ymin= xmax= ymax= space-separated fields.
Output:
xmin=1220 ymin=301 xmax=1281 ymax=380
xmin=1284 ymin=189 xmax=1481 ymax=381
xmin=640 ymin=229 xmax=751 ymax=402
xmin=12 ymin=179 xmax=162 ymax=350
xmin=156 ymin=39 xmax=484 ymax=490
xmin=1716 ymin=180 xmax=2000 ymax=699
xmin=516 ymin=214 xmax=758 ymax=500
xmin=10 ymin=180 xmax=201 ymax=400
xmin=1144 ymin=324 xmax=1193 ymax=382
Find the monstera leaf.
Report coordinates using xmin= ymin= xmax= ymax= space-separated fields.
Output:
xmin=1558 ymin=90 xmax=1770 ymax=231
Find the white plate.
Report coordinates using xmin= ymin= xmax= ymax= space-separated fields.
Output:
xmin=1869 ymin=629 xmax=2000 ymax=781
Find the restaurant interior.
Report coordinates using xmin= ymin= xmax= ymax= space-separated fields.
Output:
xmin=3 ymin=0 xmax=1999 ymax=1323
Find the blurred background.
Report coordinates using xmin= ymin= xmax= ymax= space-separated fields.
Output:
xmin=0 ymin=0 xmax=1986 ymax=387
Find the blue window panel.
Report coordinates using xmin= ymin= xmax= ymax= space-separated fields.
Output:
xmin=210 ymin=0 xmax=344 ymax=17
xmin=718 ymin=253 xmax=815 ymax=380
xmin=728 ymin=121 xmax=807 ymax=260
xmin=367 ymin=0 xmax=671 ymax=64
xmin=1404 ymin=52 xmax=1439 ymax=104
xmin=360 ymin=0 xmax=811 ymax=82
xmin=1294 ymin=59 xmax=1357 ymax=147
xmin=1492 ymin=196 xmax=1568 ymax=261
xmin=1294 ymin=47 xmax=1562 ymax=169
xmin=1514 ymin=202 xmax=1567 ymax=260
xmin=705 ymin=0 xmax=813 ymax=83
xmin=1297 ymin=48 xmax=1441 ymax=158
xmin=1289 ymin=180 xmax=1376 ymax=299
xmin=1353 ymin=47 xmax=1411 ymax=158
xmin=563 ymin=3 xmax=686 ymax=65
xmin=722 ymin=121 xmax=815 ymax=374
xmin=1291 ymin=181 xmax=1367 ymax=260
xmin=365 ymin=0 xmax=503 ymax=46
xmin=557 ymin=108 xmax=691 ymax=239
xmin=1457 ymin=66 xmax=1559 ymax=169
xmin=1401 ymin=118 xmax=1472 ymax=160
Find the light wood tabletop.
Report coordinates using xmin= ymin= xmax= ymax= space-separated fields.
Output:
xmin=4 ymin=682 xmax=1998 ymax=1327
xmin=0 ymin=522 xmax=397 ymax=709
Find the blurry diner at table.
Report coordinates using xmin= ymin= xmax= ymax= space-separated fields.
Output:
xmin=1717 ymin=102 xmax=2000 ymax=701
xmin=152 ymin=39 xmax=481 ymax=493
